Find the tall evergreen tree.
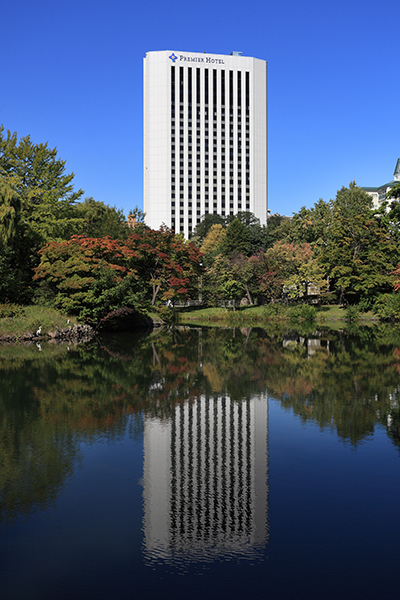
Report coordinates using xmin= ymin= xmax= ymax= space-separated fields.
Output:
xmin=0 ymin=126 xmax=84 ymax=302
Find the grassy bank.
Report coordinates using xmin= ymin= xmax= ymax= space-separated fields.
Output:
xmin=0 ymin=303 xmax=379 ymax=338
xmin=0 ymin=305 xmax=78 ymax=337
xmin=178 ymin=304 xmax=378 ymax=327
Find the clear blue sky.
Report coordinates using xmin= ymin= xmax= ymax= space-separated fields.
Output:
xmin=2 ymin=0 xmax=399 ymax=218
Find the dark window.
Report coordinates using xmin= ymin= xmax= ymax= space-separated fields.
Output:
xmin=213 ymin=69 xmax=217 ymax=109
xmin=188 ymin=67 xmax=192 ymax=105
xmin=179 ymin=67 xmax=184 ymax=103
xmin=196 ymin=68 xmax=200 ymax=104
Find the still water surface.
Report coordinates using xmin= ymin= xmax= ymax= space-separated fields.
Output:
xmin=1 ymin=325 xmax=400 ymax=599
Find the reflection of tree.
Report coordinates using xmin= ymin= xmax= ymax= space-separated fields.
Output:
xmin=0 ymin=348 xmax=81 ymax=525
xmin=2 ymin=323 xmax=400 ymax=525
xmin=265 ymin=326 xmax=400 ymax=446
xmin=0 ymin=418 xmax=80 ymax=525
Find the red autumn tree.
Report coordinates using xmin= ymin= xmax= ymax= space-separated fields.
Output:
xmin=34 ymin=235 xmax=141 ymax=322
xmin=124 ymin=227 xmax=203 ymax=305
xmin=34 ymin=228 xmax=204 ymax=322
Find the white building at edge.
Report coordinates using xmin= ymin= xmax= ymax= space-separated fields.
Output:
xmin=361 ymin=158 xmax=400 ymax=209
xmin=143 ymin=50 xmax=268 ymax=237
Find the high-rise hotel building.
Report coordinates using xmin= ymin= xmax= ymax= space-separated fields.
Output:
xmin=143 ymin=50 xmax=268 ymax=237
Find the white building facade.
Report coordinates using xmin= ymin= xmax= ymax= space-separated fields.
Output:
xmin=362 ymin=158 xmax=400 ymax=210
xmin=143 ymin=50 xmax=268 ymax=237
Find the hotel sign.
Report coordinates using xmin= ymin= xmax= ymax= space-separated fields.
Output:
xmin=169 ymin=53 xmax=225 ymax=65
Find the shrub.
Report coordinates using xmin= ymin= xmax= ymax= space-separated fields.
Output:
xmin=262 ymin=302 xmax=286 ymax=318
xmin=0 ymin=303 xmax=25 ymax=319
xmin=289 ymin=304 xmax=317 ymax=323
xmin=374 ymin=293 xmax=400 ymax=321
xmin=158 ymin=304 xmax=177 ymax=324
xmin=97 ymin=307 xmax=152 ymax=331
xmin=357 ymin=297 xmax=374 ymax=312
xmin=345 ymin=305 xmax=361 ymax=323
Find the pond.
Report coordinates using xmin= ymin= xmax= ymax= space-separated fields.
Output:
xmin=1 ymin=325 xmax=400 ymax=600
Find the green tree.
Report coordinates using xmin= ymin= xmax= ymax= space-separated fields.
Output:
xmin=265 ymin=241 xmax=316 ymax=300
xmin=0 ymin=178 xmax=26 ymax=301
xmin=225 ymin=210 xmax=260 ymax=228
xmin=230 ymin=253 xmax=257 ymax=305
xmin=313 ymin=182 xmax=399 ymax=306
xmin=203 ymin=253 xmax=245 ymax=310
xmin=200 ymin=224 xmax=226 ymax=266
xmin=0 ymin=126 xmax=84 ymax=242
xmin=319 ymin=210 xmax=397 ymax=305
xmin=225 ymin=211 xmax=268 ymax=255
xmin=385 ymin=185 xmax=400 ymax=235
xmin=76 ymin=197 xmax=129 ymax=239
xmin=265 ymin=214 xmax=293 ymax=247
xmin=333 ymin=181 xmax=373 ymax=218
xmin=0 ymin=126 xmax=85 ymax=302
xmin=219 ymin=218 xmax=249 ymax=257
xmin=191 ymin=213 xmax=226 ymax=245
xmin=290 ymin=199 xmax=331 ymax=246
xmin=387 ymin=182 xmax=400 ymax=200
xmin=128 ymin=206 xmax=148 ymax=234
xmin=285 ymin=257 xmax=327 ymax=300
xmin=0 ymin=177 xmax=21 ymax=246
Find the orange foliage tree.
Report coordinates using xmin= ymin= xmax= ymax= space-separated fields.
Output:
xmin=34 ymin=228 xmax=203 ymax=322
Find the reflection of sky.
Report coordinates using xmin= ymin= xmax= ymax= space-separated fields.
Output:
xmin=2 ymin=397 xmax=400 ymax=598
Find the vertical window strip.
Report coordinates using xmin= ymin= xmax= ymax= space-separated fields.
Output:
xmin=179 ymin=66 xmax=184 ymax=104
xmin=237 ymin=71 xmax=242 ymax=209
xmin=204 ymin=69 xmax=209 ymax=214
xmin=188 ymin=68 xmax=192 ymax=208
xmin=245 ymin=71 xmax=250 ymax=206
xmin=229 ymin=70 xmax=233 ymax=214
xmin=178 ymin=67 xmax=184 ymax=234
xmin=188 ymin=67 xmax=192 ymax=106
xmin=171 ymin=66 xmax=176 ymax=232
xmin=213 ymin=69 xmax=217 ymax=213
xmin=221 ymin=70 xmax=225 ymax=212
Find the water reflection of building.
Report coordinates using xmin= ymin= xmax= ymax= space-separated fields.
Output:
xmin=143 ymin=394 xmax=269 ymax=562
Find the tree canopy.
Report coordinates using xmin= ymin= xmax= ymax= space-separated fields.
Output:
xmin=0 ymin=126 xmax=134 ymax=304
xmin=34 ymin=228 xmax=203 ymax=323
xmin=3 ymin=124 xmax=400 ymax=320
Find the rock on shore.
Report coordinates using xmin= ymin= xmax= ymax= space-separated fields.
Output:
xmin=0 ymin=324 xmax=95 ymax=344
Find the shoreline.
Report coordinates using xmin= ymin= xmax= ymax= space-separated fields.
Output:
xmin=0 ymin=323 xmax=95 ymax=344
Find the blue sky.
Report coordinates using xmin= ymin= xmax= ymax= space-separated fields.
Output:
xmin=2 ymin=0 xmax=399 ymax=218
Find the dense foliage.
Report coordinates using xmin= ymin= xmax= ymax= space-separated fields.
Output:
xmin=34 ymin=229 xmax=203 ymax=324
xmin=3 ymin=125 xmax=400 ymax=321
xmin=196 ymin=182 xmax=400 ymax=315
xmin=1 ymin=127 xmax=202 ymax=322
xmin=0 ymin=126 xmax=131 ymax=304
